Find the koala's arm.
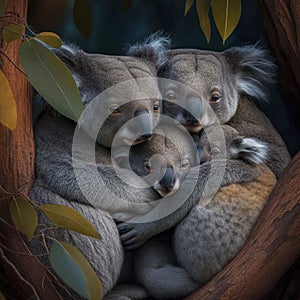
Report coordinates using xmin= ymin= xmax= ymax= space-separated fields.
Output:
xmin=117 ymin=159 xmax=262 ymax=250
xmin=35 ymin=113 xmax=159 ymax=217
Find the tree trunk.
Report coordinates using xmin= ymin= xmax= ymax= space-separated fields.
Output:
xmin=0 ymin=1 xmax=62 ymax=299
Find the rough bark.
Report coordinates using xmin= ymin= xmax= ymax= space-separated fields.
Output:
xmin=0 ymin=1 xmax=63 ymax=299
xmin=258 ymin=0 xmax=300 ymax=126
xmin=188 ymin=151 xmax=300 ymax=300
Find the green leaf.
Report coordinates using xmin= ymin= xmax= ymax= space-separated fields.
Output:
xmin=2 ymin=24 xmax=23 ymax=42
xmin=0 ymin=69 xmax=17 ymax=130
xmin=73 ymin=0 xmax=92 ymax=39
xmin=19 ymin=39 xmax=84 ymax=122
xmin=184 ymin=0 xmax=195 ymax=16
xmin=0 ymin=0 xmax=8 ymax=17
xmin=9 ymin=198 xmax=38 ymax=241
xmin=211 ymin=0 xmax=242 ymax=44
xmin=196 ymin=0 xmax=211 ymax=43
xmin=38 ymin=204 xmax=101 ymax=239
xmin=34 ymin=32 xmax=62 ymax=48
xmin=50 ymin=240 xmax=103 ymax=300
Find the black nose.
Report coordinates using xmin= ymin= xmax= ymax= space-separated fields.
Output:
xmin=185 ymin=118 xmax=200 ymax=126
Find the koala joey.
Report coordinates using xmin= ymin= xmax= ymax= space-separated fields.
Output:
xmin=30 ymin=36 xmax=172 ymax=297
xmin=130 ymin=125 xmax=277 ymax=299
xmin=129 ymin=39 xmax=290 ymax=178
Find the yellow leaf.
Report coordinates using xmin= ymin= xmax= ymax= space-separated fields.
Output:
xmin=38 ymin=204 xmax=101 ymax=239
xmin=196 ymin=0 xmax=211 ymax=43
xmin=0 ymin=69 xmax=17 ymax=130
xmin=2 ymin=24 xmax=23 ymax=42
xmin=50 ymin=240 xmax=103 ymax=300
xmin=9 ymin=198 xmax=38 ymax=241
xmin=34 ymin=32 xmax=62 ymax=49
xmin=0 ymin=0 xmax=8 ymax=17
xmin=211 ymin=0 xmax=242 ymax=44
xmin=0 ymin=289 xmax=6 ymax=300
xmin=184 ymin=0 xmax=195 ymax=16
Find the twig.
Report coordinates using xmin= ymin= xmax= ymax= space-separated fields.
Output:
xmin=0 ymin=48 xmax=26 ymax=75
xmin=0 ymin=247 xmax=41 ymax=300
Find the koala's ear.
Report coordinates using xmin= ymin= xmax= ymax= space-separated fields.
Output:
xmin=224 ymin=45 xmax=277 ymax=100
xmin=127 ymin=32 xmax=171 ymax=68
xmin=231 ymin=136 xmax=269 ymax=165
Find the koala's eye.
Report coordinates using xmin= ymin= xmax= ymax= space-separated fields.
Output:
xmin=153 ymin=101 xmax=160 ymax=112
xmin=144 ymin=161 xmax=152 ymax=172
xmin=108 ymin=105 xmax=121 ymax=114
xmin=180 ymin=159 xmax=190 ymax=171
xmin=210 ymin=147 xmax=221 ymax=156
xmin=165 ymin=90 xmax=177 ymax=102
xmin=210 ymin=91 xmax=222 ymax=103
xmin=109 ymin=104 xmax=122 ymax=114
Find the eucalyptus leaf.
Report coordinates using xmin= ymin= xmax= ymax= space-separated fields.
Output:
xmin=38 ymin=204 xmax=101 ymax=239
xmin=19 ymin=39 xmax=84 ymax=122
xmin=34 ymin=32 xmax=62 ymax=48
xmin=73 ymin=0 xmax=92 ymax=39
xmin=211 ymin=0 xmax=242 ymax=44
xmin=184 ymin=0 xmax=195 ymax=16
xmin=9 ymin=198 xmax=38 ymax=241
xmin=0 ymin=0 xmax=8 ymax=17
xmin=50 ymin=240 xmax=103 ymax=300
xmin=0 ymin=69 xmax=17 ymax=130
xmin=50 ymin=240 xmax=89 ymax=299
xmin=2 ymin=24 xmax=23 ymax=42
xmin=196 ymin=0 xmax=211 ymax=43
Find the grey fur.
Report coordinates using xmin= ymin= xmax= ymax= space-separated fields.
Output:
xmin=156 ymin=46 xmax=290 ymax=178
xmin=130 ymin=125 xmax=276 ymax=299
xmin=127 ymin=32 xmax=171 ymax=68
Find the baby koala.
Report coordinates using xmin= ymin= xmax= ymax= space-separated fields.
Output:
xmin=128 ymin=125 xmax=277 ymax=299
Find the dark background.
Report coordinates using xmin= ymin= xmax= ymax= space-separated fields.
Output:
xmin=28 ymin=0 xmax=300 ymax=156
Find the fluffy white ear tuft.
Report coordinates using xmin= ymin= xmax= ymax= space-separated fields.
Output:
xmin=232 ymin=137 xmax=269 ymax=165
xmin=127 ymin=32 xmax=171 ymax=68
xmin=224 ymin=45 xmax=277 ymax=101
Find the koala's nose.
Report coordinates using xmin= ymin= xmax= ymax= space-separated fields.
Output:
xmin=159 ymin=166 xmax=176 ymax=195
xmin=185 ymin=96 xmax=202 ymax=121
xmin=199 ymin=147 xmax=211 ymax=164
xmin=134 ymin=109 xmax=153 ymax=142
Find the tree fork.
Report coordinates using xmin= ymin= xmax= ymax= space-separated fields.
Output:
xmin=0 ymin=1 xmax=63 ymax=299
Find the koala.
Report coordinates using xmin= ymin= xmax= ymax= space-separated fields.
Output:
xmin=129 ymin=39 xmax=290 ymax=178
xmin=29 ymin=36 xmax=170 ymax=297
xmin=130 ymin=125 xmax=276 ymax=299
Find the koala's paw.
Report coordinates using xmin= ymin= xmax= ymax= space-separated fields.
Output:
xmin=116 ymin=222 xmax=152 ymax=251
xmin=112 ymin=212 xmax=136 ymax=222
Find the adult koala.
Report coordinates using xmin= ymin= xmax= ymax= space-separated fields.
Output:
xmin=29 ymin=36 xmax=169 ymax=297
xmin=129 ymin=40 xmax=290 ymax=178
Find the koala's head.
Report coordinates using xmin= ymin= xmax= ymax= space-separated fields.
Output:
xmin=198 ymin=125 xmax=269 ymax=165
xmin=51 ymin=34 xmax=170 ymax=148
xmin=129 ymin=41 xmax=276 ymax=134
xmin=114 ymin=124 xmax=198 ymax=197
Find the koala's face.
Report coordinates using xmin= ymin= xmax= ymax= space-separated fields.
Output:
xmin=54 ymin=46 xmax=162 ymax=148
xmin=160 ymin=47 xmax=275 ymax=134
xmin=198 ymin=125 xmax=268 ymax=165
xmin=115 ymin=126 xmax=198 ymax=197
xmin=161 ymin=51 xmax=237 ymax=132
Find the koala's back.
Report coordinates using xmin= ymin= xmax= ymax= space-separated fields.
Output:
xmin=174 ymin=166 xmax=276 ymax=284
